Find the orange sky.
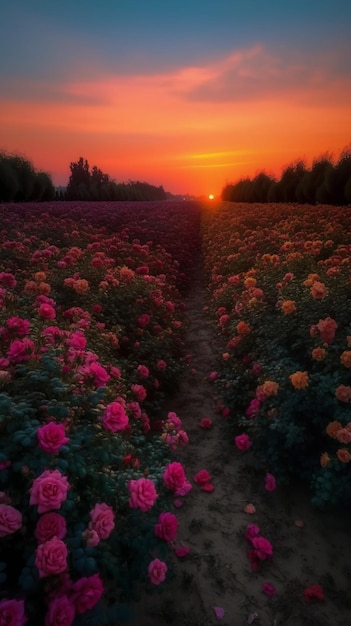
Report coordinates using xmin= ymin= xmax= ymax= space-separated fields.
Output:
xmin=1 ymin=37 xmax=351 ymax=196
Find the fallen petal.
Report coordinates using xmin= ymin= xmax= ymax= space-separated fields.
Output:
xmin=174 ymin=545 xmax=190 ymax=558
xmin=202 ymin=483 xmax=215 ymax=492
xmin=294 ymin=519 xmax=304 ymax=528
xmin=213 ymin=606 xmax=225 ymax=619
xmin=247 ymin=612 xmax=258 ymax=624
xmin=173 ymin=498 xmax=184 ymax=508
xmin=244 ymin=503 xmax=256 ymax=514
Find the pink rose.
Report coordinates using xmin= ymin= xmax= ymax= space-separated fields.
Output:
xmin=131 ymin=384 xmax=147 ymax=402
xmin=154 ymin=512 xmax=178 ymax=542
xmin=194 ymin=469 xmax=212 ymax=486
xmin=234 ymin=433 xmax=252 ymax=451
xmin=251 ymin=536 xmax=273 ymax=560
xmin=30 ymin=469 xmax=70 ymax=513
xmin=88 ymin=503 xmax=115 ymax=540
xmin=163 ymin=462 xmax=187 ymax=492
xmin=148 ymin=558 xmax=167 ymax=585
xmin=35 ymin=512 xmax=67 ymax=543
xmin=86 ymin=362 xmax=110 ymax=387
xmin=137 ymin=314 xmax=151 ymax=327
xmin=245 ymin=524 xmax=260 ymax=542
xmin=35 ymin=536 xmax=68 ymax=578
xmin=45 ymin=596 xmax=75 ymax=626
xmin=6 ymin=317 xmax=31 ymax=338
xmin=7 ymin=338 xmax=35 ymax=364
xmin=0 ymin=504 xmax=22 ymax=537
xmin=38 ymin=303 xmax=56 ymax=319
xmin=71 ymin=574 xmax=104 ymax=614
xmin=137 ymin=364 xmax=149 ymax=378
xmin=82 ymin=529 xmax=100 ymax=547
xmin=128 ymin=478 xmax=158 ymax=512
xmin=264 ymin=473 xmax=277 ymax=492
xmin=102 ymin=401 xmax=129 ymax=432
xmin=37 ymin=422 xmax=70 ymax=454
xmin=0 ymin=598 xmax=26 ymax=626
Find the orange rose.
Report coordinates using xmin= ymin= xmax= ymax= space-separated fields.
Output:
xmin=73 ymin=279 xmax=90 ymax=294
xmin=38 ymin=281 xmax=51 ymax=295
xmin=336 ymin=448 xmax=351 ymax=463
xmin=326 ymin=420 xmax=342 ymax=438
xmin=261 ymin=380 xmax=279 ymax=397
xmin=119 ymin=266 xmax=135 ymax=281
xmin=310 ymin=281 xmax=328 ymax=300
xmin=34 ymin=271 xmax=47 ymax=282
xmin=289 ymin=371 xmax=309 ymax=389
xmin=311 ymin=347 xmax=326 ymax=361
xmin=244 ymin=277 xmax=257 ymax=289
xmin=236 ymin=321 xmax=251 ymax=335
xmin=281 ymin=300 xmax=296 ymax=315
xmin=340 ymin=351 xmax=351 ymax=368
xmin=303 ymin=273 xmax=320 ymax=287
xmin=335 ymin=385 xmax=351 ymax=403
xmin=23 ymin=280 xmax=38 ymax=296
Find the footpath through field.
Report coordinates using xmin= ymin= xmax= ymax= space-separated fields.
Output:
xmin=131 ymin=244 xmax=351 ymax=626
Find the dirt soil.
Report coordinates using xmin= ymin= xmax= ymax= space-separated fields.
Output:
xmin=130 ymin=253 xmax=351 ymax=626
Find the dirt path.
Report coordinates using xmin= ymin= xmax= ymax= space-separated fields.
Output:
xmin=131 ymin=251 xmax=351 ymax=626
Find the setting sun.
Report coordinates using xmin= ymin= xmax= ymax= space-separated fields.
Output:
xmin=208 ymin=194 xmax=215 ymax=200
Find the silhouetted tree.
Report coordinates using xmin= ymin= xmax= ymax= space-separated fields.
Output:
xmin=66 ymin=157 xmax=91 ymax=199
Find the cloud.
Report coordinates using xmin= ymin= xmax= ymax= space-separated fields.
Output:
xmin=174 ymin=43 xmax=351 ymax=105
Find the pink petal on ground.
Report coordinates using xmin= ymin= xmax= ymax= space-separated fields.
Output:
xmin=174 ymin=545 xmax=190 ymax=558
xmin=201 ymin=483 xmax=215 ymax=492
xmin=212 ymin=606 xmax=225 ymax=619
xmin=244 ymin=503 xmax=256 ymax=514
xmin=294 ymin=519 xmax=304 ymax=528
xmin=173 ymin=498 xmax=184 ymax=508
xmin=247 ymin=612 xmax=258 ymax=624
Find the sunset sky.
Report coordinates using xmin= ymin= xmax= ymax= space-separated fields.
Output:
xmin=1 ymin=0 xmax=350 ymax=196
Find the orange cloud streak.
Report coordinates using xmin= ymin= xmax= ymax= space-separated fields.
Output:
xmin=1 ymin=45 xmax=350 ymax=195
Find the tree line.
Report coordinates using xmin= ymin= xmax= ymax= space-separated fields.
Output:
xmin=222 ymin=147 xmax=351 ymax=205
xmin=0 ymin=154 xmax=168 ymax=202
xmin=0 ymin=152 xmax=55 ymax=202
xmin=65 ymin=157 xmax=167 ymax=201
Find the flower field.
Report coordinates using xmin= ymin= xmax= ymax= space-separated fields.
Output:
xmin=1 ymin=199 xmax=351 ymax=625
xmin=0 ymin=201 xmax=200 ymax=626
xmin=202 ymin=202 xmax=351 ymax=510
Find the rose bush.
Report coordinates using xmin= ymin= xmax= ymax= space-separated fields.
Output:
xmin=202 ymin=202 xmax=351 ymax=510
xmin=0 ymin=201 xmax=198 ymax=625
